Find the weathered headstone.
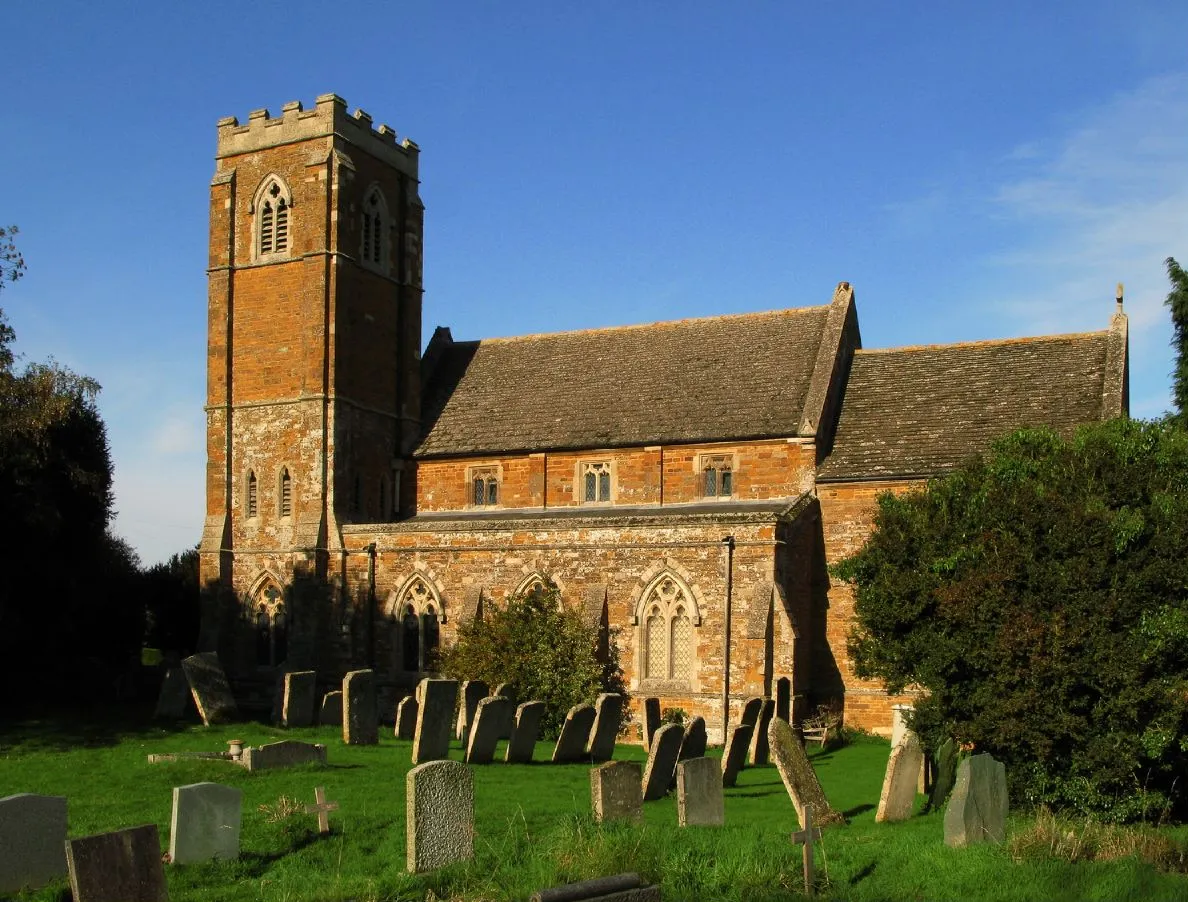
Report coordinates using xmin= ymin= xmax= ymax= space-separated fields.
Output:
xmin=154 ymin=667 xmax=192 ymax=720
xmin=506 ymin=700 xmax=545 ymax=763
xmin=319 ymin=690 xmax=343 ymax=726
xmin=240 ymin=740 xmax=327 ymax=771
xmin=66 ymin=824 xmax=168 ymax=902
xmin=169 ymin=782 xmax=242 ymax=864
xmin=343 ymin=669 xmax=378 ymax=745
xmin=406 ymin=760 xmax=474 ymax=873
xmin=927 ymin=738 xmax=958 ymax=812
xmin=944 ymin=753 xmax=1008 ymax=847
xmin=282 ymin=670 xmax=317 ymax=727
xmin=643 ymin=697 xmax=661 ymax=750
xmin=552 ymin=703 xmax=596 ymax=763
xmin=739 ymin=696 xmax=762 ymax=728
xmin=590 ymin=760 xmax=643 ymax=823
xmin=465 ymin=696 xmax=513 ymax=764
xmin=412 ymin=679 xmax=459 ymax=764
xmin=492 ymin=684 xmax=517 ymax=739
xmin=749 ymin=698 xmax=775 ymax=765
xmin=456 ymin=679 xmax=489 ymax=744
xmin=875 ymin=733 xmax=924 ymax=823
xmin=641 ymin=723 xmax=684 ymax=801
xmin=531 ymin=874 xmax=659 ymax=902
xmin=890 ymin=704 xmax=914 ymax=749
xmin=720 ymin=723 xmax=753 ymax=788
xmin=395 ymin=696 xmax=419 ymax=740
xmin=677 ymin=716 xmax=707 ymax=762
xmin=677 ymin=757 xmax=725 ymax=827
xmin=493 ymin=682 xmax=514 ymax=701
xmin=586 ymin=692 xmax=623 ymax=762
xmin=775 ymin=677 xmax=791 ymax=723
xmin=768 ymin=717 xmax=844 ymax=827
xmin=181 ymin=651 xmax=238 ymax=725
xmin=0 ymin=793 xmax=67 ymax=894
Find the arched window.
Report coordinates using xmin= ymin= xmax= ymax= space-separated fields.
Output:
xmin=360 ymin=187 xmax=388 ymax=270
xmin=637 ymin=572 xmax=698 ymax=682
xmin=401 ymin=607 xmax=420 ymax=672
xmin=255 ymin=177 xmax=292 ymax=259
xmin=279 ymin=468 xmax=292 ymax=518
xmin=252 ymin=580 xmax=287 ymax=667
xmin=422 ymin=603 xmax=440 ymax=669
xmin=392 ymin=575 xmax=443 ymax=674
xmin=246 ymin=470 xmax=258 ymax=518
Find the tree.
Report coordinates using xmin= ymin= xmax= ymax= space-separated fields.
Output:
xmin=0 ymin=225 xmax=25 ymax=294
xmin=1166 ymin=257 xmax=1188 ymax=425
xmin=439 ymin=582 xmax=627 ymax=739
xmin=835 ymin=420 xmax=1188 ymax=821
xmin=142 ymin=545 xmax=202 ymax=654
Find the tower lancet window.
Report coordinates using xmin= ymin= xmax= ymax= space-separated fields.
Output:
xmin=360 ymin=187 xmax=388 ymax=271
xmin=279 ymin=467 xmax=292 ymax=518
xmin=255 ymin=177 xmax=292 ymax=259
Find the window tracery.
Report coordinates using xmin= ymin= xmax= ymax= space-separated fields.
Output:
xmin=639 ymin=572 xmax=697 ymax=682
xmin=251 ymin=580 xmax=287 ymax=667
xmin=255 ymin=177 xmax=291 ymax=259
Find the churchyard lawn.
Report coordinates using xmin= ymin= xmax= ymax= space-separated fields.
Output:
xmin=2 ymin=713 xmax=1187 ymax=901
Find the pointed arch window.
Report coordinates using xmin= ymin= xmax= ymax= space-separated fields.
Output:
xmin=256 ymin=177 xmax=292 ymax=259
xmin=279 ymin=468 xmax=292 ymax=518
xmin=392 ymin=575 xmax=443 ymax=674
xmin=246 ymin=470 xmax=258 ymax=518
xmin=252 ymin=581 xmax=288 ymax=667
xmin=639 ymin=573 xmax=698 ymax=683
xmin=360 ymin=187 xmax=388 ymax=272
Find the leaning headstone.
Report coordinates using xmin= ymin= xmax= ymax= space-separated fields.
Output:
xmin=677 ymin=716 xmax=707 ymax=762
xmin=552 ymin=703 xmax=596 ymax=763
xmin=750 ymin=698 xmax=775 ymax=765
xmin=890 ymin=704 xmax=914 ymax=749
xmin=181 ymin=651 xmax=238 ymax=725
xmin=875 ymin=733 xmax=924 ymax=823
xmin=282 ymin=670 xmax=317 ymax=728
xmin=0 ymin=793 xmax=67 ymax=894
xmin=643 ymin=697 xmax=661 ymax=750
xmin=506 ymin=700 xmax=546 ymax=763
xmin=720 ymin=724 xmax=753 ymax=788
xmin=677 ymin=757 xmax=725 ymax=827
xmin=406 ymin=760 xmax=474 ymax=873
xmin=412 ymin=679 xmax=460 ymax=764
xmin=66 ymin=824 xmax=167 ymax=902
xmin=319 ymin=690 xmax=343 ymax=726
xmin=154 ymin=667 xmax=192 ymax=719
xmin=466 ymin=696 xmax=513 ymax=764
xmin=395 ymin=696 xmax=419 ymax=740
xmin=775 ymin=677 xmax=791 ymax=722
xmin=768 ymin=717 xmax=845 ymax=827
xmin=739 ymin=696 xmax=762 ymax=728
xmin=456 ymin=679 xmax=489 ymax=744
xmin=493 ymin=682 xmax=514 ymax=701
xmin=241 ymin=740 xmax=327 ymax=771
xmin=944 ymin=753 xmax=1008 ymax=847
xmin=586 ymin=692 xmax=623 ymax=762
xmin=641 ymin=723 xmax=684 ymax=801
xmin=927 ymin=738 xmax=959 ymax=812
xmin=591 ymin=760 xmax=643 ymax=824
xmin=343 ymin=669 xmax=378 ymax=745
xmin=169 ymin=782 xmax=242 ymax=864
xmin=492 ymin=684 xmax=517 ymax=739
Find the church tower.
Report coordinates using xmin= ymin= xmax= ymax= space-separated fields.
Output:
xmin=199 ymin=95 xmax=423 ymax=670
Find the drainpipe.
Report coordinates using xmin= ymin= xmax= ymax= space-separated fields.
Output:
xmin=367 ymin=543 xmax=377 ymax=669
xmin=721 ymin=535 xmax=735 ymax=745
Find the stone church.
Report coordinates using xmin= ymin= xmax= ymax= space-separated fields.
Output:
xmin=198 ymin=94 xmax=1129 ymax=739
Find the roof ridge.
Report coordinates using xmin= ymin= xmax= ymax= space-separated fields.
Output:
xmin=857 ymin=329 xmax=1108 ymax=355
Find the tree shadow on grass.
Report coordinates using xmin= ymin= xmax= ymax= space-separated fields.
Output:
xmin=0 ymin=702 xmax=163 ymax=753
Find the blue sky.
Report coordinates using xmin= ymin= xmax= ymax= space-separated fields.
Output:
xmin=4 ymin=2 xmax=1187 ymax=565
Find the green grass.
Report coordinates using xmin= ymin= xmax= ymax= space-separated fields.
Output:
xmin=2 ymin=710 xmax=1187 ymax=901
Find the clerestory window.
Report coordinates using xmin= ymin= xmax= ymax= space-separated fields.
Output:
xmin=701 ymin=455 xmax=734 ymax=498
xmin=471 ymin=467 xmax=499 ymax=507
xmin=580 ymin=461 xmax=612 ymax=504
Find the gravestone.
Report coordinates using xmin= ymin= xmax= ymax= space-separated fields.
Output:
xmin=412 ymin=679 xmax=459 ymax=764
xmin=492 ymin=684 xmax=517 ymax=739
xmin=181 ymin=651 xmax=238 ymax=725
xmin=532 ymin=873 xmax=659 ymax=902
xmin=319 ymin=690 xmax=343 ymax=726
xmin=406 ymin=760 xmax=474 ymax=873
xmin=343 ymin=669 xmax=378 ymax=745
xmin=395 ymin=696 xmax=419 ymax=740
xmin=677 ymin=716 xmax=707 ymax=762
xmin=506 ymin=700 xmax=546 ymax=763
xmin=749 ymin=699 xmax=775 ymax=765
xmin=677 ymin=757 xmax=725 ymax=827
xmin=768 ymin=717 xmax=844 ymax=827
xmin=282 ymin=670 xmax=317 ymax=727
xmin=552 ymin=703 xmax=596 ymax=763
xmin=641 ymin=723 xmax=684 ymax=801
xmin=720 ymin=723 xmax=753 ymax=788
xmin=456 ymin=679 xmax=489 ymax=744
xmin=0 ymin=793 xmax=67 ymax=894
xmin=775 ymin=677 xmax=791 ymax=723
xmin=154 ymin=667 xmax=192 ymax=720
xmin=944 ymin=753 xmax=1008 ymax=847
xmin=875 ymin=733 xmax=924 ymax=823
xmin=643 ymin=697 xmax=661 ymax=750
xmin=927 ymin=738 xmax=958 ymax=812
xmin=591 ymin=760 xmax=643 ymax=823
xmin=739 ymin=696 xmax=762 ymax=728
xmin=890 ymin=704 xmax=914 ymax=749
xmin=169 ymin=782 xmax=242 ymax=864
xmin=493 ymin=682 xmax=513 ymax=699
xmin=66 ymin=824 xmax=167 ymax=902
xmin=586 ymin=692 xmax=623 ymax=762
xmin=241 ymin=740 xmax=327 ymax=771
xmin=465 ymin=696 xmax=513 ymax=764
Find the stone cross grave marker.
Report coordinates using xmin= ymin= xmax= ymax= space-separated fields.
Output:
xmin=749 ymin=698 xmax=775 ymax=766
xmin=552 ymin=703 xmax=596 ymax=763
xmin=181 ymin=651 xmax=238 ymax=725
xmin=944 ymin=753 xmax=1008 ymax=847
xmin=466 ymin=696 xmax=513 ymax=764
xmin=412 ymin=679 xmax=459 ymax=764
xmin=153 ymin=667 xmax=192 ymax=720
xmin=240 ymin=740 xmax=327 ymax=771
xmin=720 ymin=723 xmax=753 ymax=788
xmin=66 ymin=823 xmax=168 ymax=902
xmin=739 ymin=696 xmax=763 ymax=728
xmin=677 ymin=757 xmax=725 ymax=827
xmin=343 ymin=669 xmax=378 ymax=745
xmin=456 ymin=679 xmax=489 ymax=745
xmin=506 ymin=700 xmax=545 ymax=763
xmin=677 ymin=715 xmax=707 ymax=762
xmin=0 ymin=793 xmax=68 ymax=894
xmin=282 ymin=670 xmax=317 ymax=727
xmin=641 ymin=722 xmax=684 ymax=801
xmin=586 ymin=692 xmax=623 ymax=762
xmin=395 ymin=696 xmax=419 ymax=739
xmin=319 ymin=690 xmax=343 ymax=726
xmin=406 ymin=760 xmax=474 ymax=873
xmin=305 ymin=786 xmax=339 ymax=835
xmin=169 ymin=781 xmax=242 ymax=865
xmin=643 ymin=697 xmax=661 ymax=751
xmin=927 ymin=738 xmax=958 ymax=812
xmin=789 ymin=803 xmax=823 ymax=897
xmin=875 ymin=733 xmax=924 ymax=823
xmin=590 ymin=760 xmax=642 ymax=824
xmin=769 ymin=717 xmax=845 ymax=828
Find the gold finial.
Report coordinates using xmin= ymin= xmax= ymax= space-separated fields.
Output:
xmin=1116 ymin=282 xmax=1124 ymax=312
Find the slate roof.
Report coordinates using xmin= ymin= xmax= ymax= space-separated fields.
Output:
xmin=417 ymin=306 xmax=830 ymax=457
xmin=817 ymin=331 xmax=1113 ymax=481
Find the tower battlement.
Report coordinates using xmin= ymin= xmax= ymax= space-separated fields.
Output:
xmin=216 ymin=94 xmax=419 ymax=176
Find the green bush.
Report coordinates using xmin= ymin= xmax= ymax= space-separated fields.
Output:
xmin=439 ymin=582 xmax=627 ymax=739
xmin=834 ymin=419 xmax=1188 ymax=821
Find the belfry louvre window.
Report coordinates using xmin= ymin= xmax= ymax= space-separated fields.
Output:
xmin=247 ymin=471 xmax=258 ymax=517
xmin=361 ymin=188 xmax=387 ymax=267
xmin=702 ymin=455 xmax=733 ymax=498
xmin=472 ymin=468 xmax=499 ymax=506
xmin=279 ymin=468 xmax=292 ymax=517
xmin=581 ymin=461 xmax=612 ymax=503
xmin=256 ymin=178 xmax=291 ymax=257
